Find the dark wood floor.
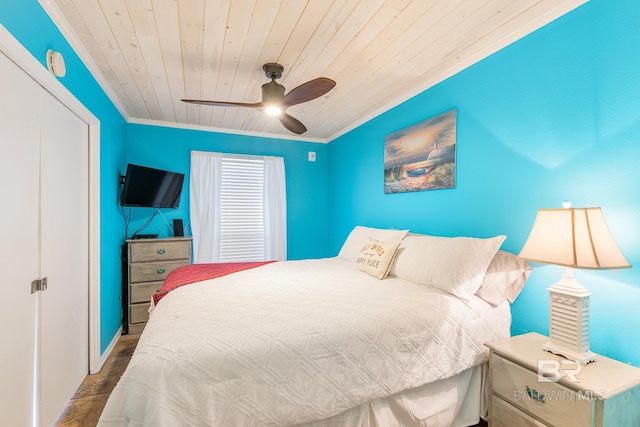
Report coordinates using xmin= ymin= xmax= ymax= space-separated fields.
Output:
xmin=53 ymin=333 xmax=488 ymax=427
xmin=54 ymin=334 xmax=140 ymax=427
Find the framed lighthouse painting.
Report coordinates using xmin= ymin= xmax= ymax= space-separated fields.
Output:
xmin=383 ymin=109 xmax=456 ymax=194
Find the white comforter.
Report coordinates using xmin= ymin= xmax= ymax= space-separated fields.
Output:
xmin=99 ymin=258 xmax=510 ymax=426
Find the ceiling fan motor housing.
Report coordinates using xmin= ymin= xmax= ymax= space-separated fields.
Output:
xmin=262 ymin=81 xmax=285 ymax=104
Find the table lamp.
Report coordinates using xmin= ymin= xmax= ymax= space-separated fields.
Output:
xmin=518 ymin=203 xmax=630 ymax=365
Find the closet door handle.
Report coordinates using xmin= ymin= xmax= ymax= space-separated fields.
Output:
xmin=156 ymin=248 xmax=165 ymax=254
xmin=156 ymin=268 xmax=165 ymax=275
xmin=30 ymin=277 xmax=48 ymax=293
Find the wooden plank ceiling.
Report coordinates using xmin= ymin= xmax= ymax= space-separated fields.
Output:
xmin=44 ymin=0 xmax=586 ymax=141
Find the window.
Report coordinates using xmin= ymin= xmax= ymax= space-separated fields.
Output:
xmin=190 ymin=151 xmax=287 ymax=263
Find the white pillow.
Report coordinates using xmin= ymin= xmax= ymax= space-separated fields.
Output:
xmin=475 ymin=250 xmax=531 ymax=306
xmin=356 ymin=238 xmax=401 ymax=279
xmin=390 ymin=233 xmax=506 ymax=302
xmin=338 ymin=226 xmax=409 ymax=262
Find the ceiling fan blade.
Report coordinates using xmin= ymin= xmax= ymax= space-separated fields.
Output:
xmin=283 ymin=77 xmax=336 ymax=107
xmin=278 ymin=113 xmax=307 ymax=134
xmin=182 ymin=99 xmax=263 ymax=109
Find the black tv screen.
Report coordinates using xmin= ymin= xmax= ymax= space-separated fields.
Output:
xmin=120 ymin=164 xmax=185 ymax=208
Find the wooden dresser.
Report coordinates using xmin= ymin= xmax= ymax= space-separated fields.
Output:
xmin=487 ymin=332 xmax=640 ymax=427
xmin=124 ymin=237 xmax=192 ymax=334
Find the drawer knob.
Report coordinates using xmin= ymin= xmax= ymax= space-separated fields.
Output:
xmin=156 ymin=268 xmax=165 ymax=274
xmin=525 ymin=385 xmax=545 ymax=403
xmin=157 ymin=248 xmax=165 ymax=254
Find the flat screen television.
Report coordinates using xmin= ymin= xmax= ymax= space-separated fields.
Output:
xmin=120 ymin=164 xmax=185 ymax=208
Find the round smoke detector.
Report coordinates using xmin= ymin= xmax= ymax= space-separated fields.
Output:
xmin=46 ymin=49 xmax=66 ymax=77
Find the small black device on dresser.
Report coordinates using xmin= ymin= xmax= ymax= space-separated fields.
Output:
xmin=173 ymin=219 xmax=184 ymax=237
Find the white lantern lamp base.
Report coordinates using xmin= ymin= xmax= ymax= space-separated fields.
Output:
xmin=543 ymin=267 xmax=597 ymax=365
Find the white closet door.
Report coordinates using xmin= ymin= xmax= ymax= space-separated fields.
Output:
xmin=0 ymin=51 xmax=41 ymax=426
xmin=39 ymin=89 xmax=89 ymax=427
xmin=0 ymin=48 xmax=90 ymax=426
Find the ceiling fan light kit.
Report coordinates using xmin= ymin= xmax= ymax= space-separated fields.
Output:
xmin=264 ymin=106 xmax=283 ymax=116
xmin=182 ymin=63 xmax=335 ymax=135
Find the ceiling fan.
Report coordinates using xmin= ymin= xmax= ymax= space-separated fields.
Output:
xmin=182 ymin=63 xmax=335 ymax=135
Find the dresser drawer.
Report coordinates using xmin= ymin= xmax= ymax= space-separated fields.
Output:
xmin=130 ymin=280 xmax=163 ymax=304
xmin=491 ymin=395 xmax=547 ymax=427
xmin=130 ymin=302 xmax=150 ymax=324
xmin=129 ymin=240 xmax=191 ymax=262
xmin=491 ymin=354 xmax=593 ymax=427
xmin=130 ymin=259 xmax=190 ymax=283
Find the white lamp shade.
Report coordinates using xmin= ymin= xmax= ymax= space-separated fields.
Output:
xmin=519 ymin=207 xmax=630 ymax=269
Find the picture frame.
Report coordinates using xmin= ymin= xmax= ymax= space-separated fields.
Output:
xmin=384 ymin=109 xmax=456 ymax=194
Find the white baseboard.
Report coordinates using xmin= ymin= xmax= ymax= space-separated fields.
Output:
xmin=92 ymin=327 xmax=122 ymax=374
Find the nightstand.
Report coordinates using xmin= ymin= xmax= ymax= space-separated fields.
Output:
xmin=487 ymin=332 xmax=640 ymax=427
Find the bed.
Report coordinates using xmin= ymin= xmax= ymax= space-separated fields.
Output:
xmin=98 ymin=227 xmax=530 ymax=427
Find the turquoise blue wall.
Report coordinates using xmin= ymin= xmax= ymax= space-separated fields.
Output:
xmin=328 ymin=0 xmax=640 ymax=366
xmin=0 ymin=1 xmax=127 ymax=354
xmin=125 ymin=124 xmax=329 ymax=260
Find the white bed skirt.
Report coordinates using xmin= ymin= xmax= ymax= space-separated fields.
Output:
xmin=296 ymin=364 xmax=486 ymax=427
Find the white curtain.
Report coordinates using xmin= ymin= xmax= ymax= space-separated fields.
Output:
xmin=190 ymin=150 xmax=222 ymax=263
xmin=263 ymin=156 xmax=287 ymax=261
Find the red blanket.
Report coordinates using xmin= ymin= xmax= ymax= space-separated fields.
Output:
xmin=152 ymin=261 xmax=275 ymax=306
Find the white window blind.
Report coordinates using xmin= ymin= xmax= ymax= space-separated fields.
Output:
xmin=218 ymin=156 xmax=265 ymax=262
